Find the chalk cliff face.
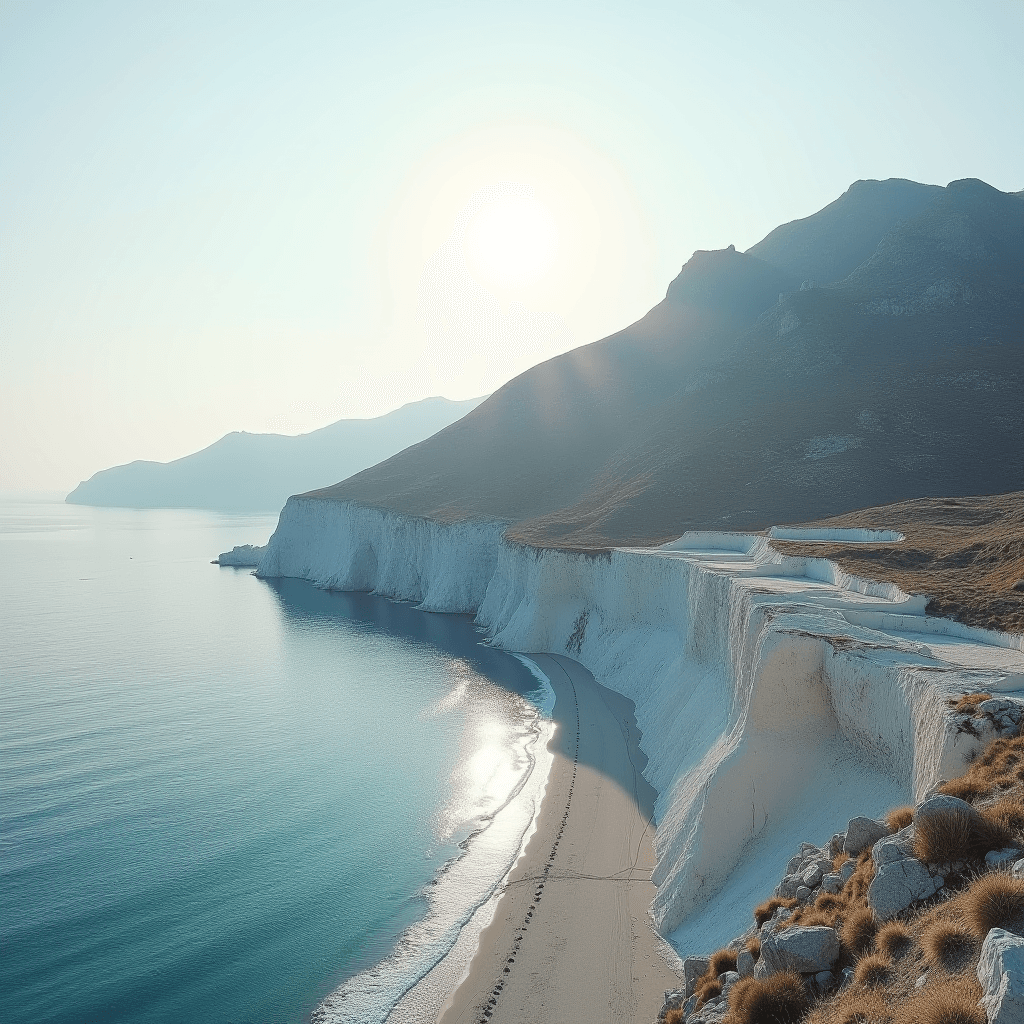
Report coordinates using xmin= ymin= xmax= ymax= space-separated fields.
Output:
xmin=307 ymin=178 xmax=1024 ymax=549
xmin=258 ymin=498 xmax=1024 ymax=949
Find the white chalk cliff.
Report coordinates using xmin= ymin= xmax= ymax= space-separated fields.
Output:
xmin=257 ymin=497 xmax=1024 ymax=952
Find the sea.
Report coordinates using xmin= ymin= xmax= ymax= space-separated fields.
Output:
xmin=0 ymin=498 xmax=554 ymax=1024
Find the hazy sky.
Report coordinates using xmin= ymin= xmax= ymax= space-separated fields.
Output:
xmin=2 ymin=0 xmax=1022 ymax=492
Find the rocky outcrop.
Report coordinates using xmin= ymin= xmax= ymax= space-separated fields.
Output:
xmin=844 ymin=817 xmax=888 ymax=855
xmin=977 ymin=928 xmax=1024 ymax=1024
xmin=214 ymin=543 xmax=267 ymax=566
xmin=662 ymin=787 xmax=1024 ymax=1022
xmin=867 ymin=857 xmax=943 ymax=922
xmin=758 ymin=926 xmax=839 ymax=975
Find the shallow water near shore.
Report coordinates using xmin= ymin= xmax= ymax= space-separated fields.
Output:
xmin=0 ymin=499 xmax=551 ymax=1024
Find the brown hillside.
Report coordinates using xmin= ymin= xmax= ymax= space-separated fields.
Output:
xmin=775 ymin=491 xmax=1024 ymax=635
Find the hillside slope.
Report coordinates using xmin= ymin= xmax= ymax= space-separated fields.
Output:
xmin=66 ymin=396 xmax=483 ymax=513
xmin=310 ymin=178 xmax=1023 ymax=548
xmin=774 ymin=490 xmax=1024 ymax=634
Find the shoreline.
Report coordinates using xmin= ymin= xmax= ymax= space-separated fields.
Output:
xmin=259 ymin=496 xmax=1024 ymax=1021
xmin=315 ymin=660 xmax=557 ymax=1024
xmin=433 ymin=653 xmax=682 ymax=1024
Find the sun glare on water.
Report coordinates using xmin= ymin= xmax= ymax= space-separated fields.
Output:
xmin=464 ymin=193 xmax=559 ymax=291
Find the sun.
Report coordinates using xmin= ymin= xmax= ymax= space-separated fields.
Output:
xmin=463 ymin=193 xmax=559 ymax=291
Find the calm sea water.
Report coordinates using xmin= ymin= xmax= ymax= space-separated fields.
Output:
xmin=0 ymin=499 xmax=549 ymax=1024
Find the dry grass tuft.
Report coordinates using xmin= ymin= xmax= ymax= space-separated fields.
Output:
xmin=786 ymin=893 xmax=848 ymax=932
xmin=948 ymin=692 xmax=992 ymax=714
xmin=787 ymin=910 xmax=833 ymax=929
xmin=854 ymin=953 xmax=894 ymax=987
xmin=707 ymin=947 xmax=738 ymax=977
xmin=939 ymin=736 xmax=1024 ymax=804
xmin=921 ymin=920 xmax=977 ymax=972
xmin=693 ymin=948 xmax=738 ymax=1008
xmin=886 ymin=806 xmax=914 ymax=832
xmin=693 ymin=977 xmax=722 ymax=1008
xmin=843 ymin=853 xmax=876 ymax=904
xmin=816 ymin=893 xmax=843 ymax=915
xmin=807 ymin=987 xmax=892 ymax=1024
xmin=728 ymin=972 xmax=810 ymax=1024
xmin=833 ymin=850 xmax=851 ymax=872
xmin=875 ymin=921 xmax=913 ymax=960
xmin=896 ymin=973 xmax=985 ymax=1024
xmin=961 ymin=870 xmax=1024 ymax=938
xmin=754 ymin=896 xmax=798 ymax=927
xmin=982 ymin=793 xmax=1024 ymax=834
xmin=939 ymin=776 xmax=989 ymax=803
xmin=746 ymin=934 xmax=761 ymax=960
xmin=913 ymin=803 xmax=1013 ymax=863
xmin=841 ymin=906 xmax=878 ymax=955
xmin=664 ymin=1008 xmax=684 ymax=1024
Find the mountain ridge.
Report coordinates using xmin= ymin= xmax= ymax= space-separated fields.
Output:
xmin=66 ymin=396 xmax=484 ymax=513
xmin=308 ymin=177 xmax=1023 ymax=549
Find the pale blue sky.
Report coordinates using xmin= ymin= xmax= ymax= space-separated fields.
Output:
xmin=2 ymin=0 xmax=1021 ymax=490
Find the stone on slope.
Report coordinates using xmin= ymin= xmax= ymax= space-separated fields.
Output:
xmin=986 ymin=848 xmax=1021 ymax=868
xmin=872 ymin=825 xmax=916 ymax=867
xmin=802 ymin=860 xmax=829 ymax=888
xmin=822 ymin=872 xmax=843 ymax=894
xmin=683 ymin=956 xmax=711 ymax=998
xmin=827 ymin=833 xmax=846 ymax=859
xmin=759 ymin=926 xmax=840 ymax=975
xmin=844 ymin=817 xmax=888 ymax=855
xmin=867 ymin=858 xmax=944 ymax=921
xmin=661 ymin=987 xmax=685 ymax=1017
xmin=977 ymin=927 xmax=1024 ymax=1024
xmin=736 ymin=948 xmax=755 ymax=978
xmin=779 ymin=872 xmax=803 ymax=898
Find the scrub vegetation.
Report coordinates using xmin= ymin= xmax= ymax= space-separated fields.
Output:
xmin=667 ymin=724 xmax=1024 ymax=1023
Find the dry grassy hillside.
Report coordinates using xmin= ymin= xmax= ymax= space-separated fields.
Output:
xmin=775 ymin=492 xmax=1024 ymax=635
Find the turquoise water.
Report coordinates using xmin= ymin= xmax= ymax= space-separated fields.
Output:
xmin=0 ymin=499 xmax=547 ymax=1024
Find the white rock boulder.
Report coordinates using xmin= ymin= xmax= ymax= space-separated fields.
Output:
xmin=736 ymin=948 xmax=755 ymax=978
xmin=844 ymin=817 xmax=888 ymax=855
xmin=872 ymin=825 xmax=916 ymax=867
xmin=759 ymin=926 xmax=840 ymax=975
xmin=683 ymin=956 xmax=711 ymax=997
xmin=986 ymin=848 xmax=1022 ymax=869
xmin=977 ymin=927 xmax=1024 ymax=1024
xmin=867 ymin=858 xmax=943 ymax=921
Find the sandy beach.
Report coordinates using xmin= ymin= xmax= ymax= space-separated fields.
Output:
xmin=437 ymin=653 xmax=681 ymax=1024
